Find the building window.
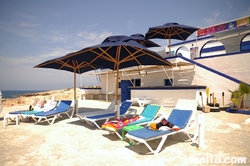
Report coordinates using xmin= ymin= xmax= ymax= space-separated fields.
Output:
xmin=132 ymin=79 xmax=141 ymax=86
xmin=164 ymin=79 xmax=173 ymax=86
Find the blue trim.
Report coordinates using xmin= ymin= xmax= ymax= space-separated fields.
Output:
xmin=201 ymin=45 xmax=225 ymax=53
xmin=241 ymin=41 xmax=250 ymax=51
xmin=129 ymin=85 xmax=206 ymax=90
xmin=170 ymin=36 xmax=250 ymax=56
xmin=165 ymin=55 xmax=250 ymax=86
xmin=200 ymin=41 xmax=250 ymax=53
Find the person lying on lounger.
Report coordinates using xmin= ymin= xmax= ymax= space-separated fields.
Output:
xmin=147 ymin=118 xmax=180 ymax=131
xmin=31 ymin=96 xmax=57 ymax=112
xmin=29 ymin=98 xmax=45 ymax=110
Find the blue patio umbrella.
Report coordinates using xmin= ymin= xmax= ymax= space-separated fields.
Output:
xmin=145 ymin=22 xmax=199 ymax=56
xmin=34 ymin=52 xmax=104 ymax=74
xmin=67 ymin=35 xmax=172 ymax=118
xmin=129 ymin=33 xmax=161 ymax=48
xmin=34 ymin=53 xmax=105 ymax=115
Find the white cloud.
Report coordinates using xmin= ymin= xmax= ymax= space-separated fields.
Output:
xmin=226 ymin=0 xmax=233 ymax=10
xmin=77 ymin=31 xmax=112 ymax=41
xmin=240 ymin=7 xmax=250 ymax=17
xmin=47 ymin=30 xmax=70 ymax=43
xmin=75 ymin=30 xmax=113 ymax=48
xmin=90 ymin=23 xmax=99 ymax=27
xmin=126 ymin=19 xmax=135 ymax=29
xmin=203 ymin=11 xmax=222 ymax=26
xmin=19 ymin=22 xmax=39 ymax=28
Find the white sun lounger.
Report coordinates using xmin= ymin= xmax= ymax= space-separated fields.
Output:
xmin=127 ymin=97 xmax=152 ymax=107
xmin=75 ymin=100 xmax=117 ymax=120
xmin=82 ymin=101 xmax=134 ymax=129
xmin=125 ymin=99 xmax=197 ymax=154
xmin=31 ymin=100 xmax=73 ymax=125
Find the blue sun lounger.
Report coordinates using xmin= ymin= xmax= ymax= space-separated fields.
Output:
xmin=125 ymin=108 xmax=195 ymax=154
xmin=31 ymin=100 xmax=73 ymax=125
xmin=82 ymin=101 xmax=133 ymax=129
xmin=8 ymin=100 xmax=58 ymax=116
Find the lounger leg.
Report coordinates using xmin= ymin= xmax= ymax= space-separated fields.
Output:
xmin=191 ymin=126 xmax=199 ymax=142
xmin=152 ymin=135 xmax=168 ymax=154
xmin=127 ymin=135 xmax=168 ymax=155
xmin=3 ymin=116 xmax=8 ymax=127
xmin=16 ymin=116 xmax=19 ymax=125
xmin=92 ymin=121 xmax=102 ymax=129
xmin=31 ymin=117 xmax=38 ymax=122
xmin=49 ymin=116 xmax=57 ymax=125
xmin=114 ymin=131 xmax=122 ymax=140
xmin=85 ymin=120 xmax=94 ymax=126
xmin=37 ymin=118 xmax=42 ymax=123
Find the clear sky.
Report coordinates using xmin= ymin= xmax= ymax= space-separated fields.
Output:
xmin=0 ymin=0 xmax=249 ymax=90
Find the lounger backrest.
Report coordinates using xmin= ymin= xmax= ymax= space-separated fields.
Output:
xmin=120 ymin=101 xmax=132 ymax=114
xmin=85 ymin=101 xmax=132 ymax=119
xmin=141 ymin=105 xmax=160 ymax=119
xmin=167 ymin=109 xmax=192 ymax=129
xmin=56 ymin=100 xmax=72 ymax=110
xmin=106 ymin=100 xmax=117 ymax=112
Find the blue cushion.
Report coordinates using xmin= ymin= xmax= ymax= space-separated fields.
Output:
xmin=9 ymin=110 xmax=24 ymax=114
xmin=21 ymin=110 xmax=43 ymax=115
xmin=127 ymin=109 xmax=192 ymax=139
xmin=141 ymin=105 xmax=160 ymax=119
xmin=128 ymin=117 xmax=152 ymax=125
xmin=167 ymin=109 xmax=192 ymax=129
xmin=128 ymin=128 xmax=173 ymax=139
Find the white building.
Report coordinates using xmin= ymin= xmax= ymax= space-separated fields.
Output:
xmin=81 ymin=16 xmax=250 ymax=108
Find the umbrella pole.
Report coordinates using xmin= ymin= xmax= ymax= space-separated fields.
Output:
xmin=73 ymin=70 xmax=77 ymax=117
xmin=168 ymin=37 xmax=171 ymax=56
xmin=115 ymin=69 xmax=120 ymax=119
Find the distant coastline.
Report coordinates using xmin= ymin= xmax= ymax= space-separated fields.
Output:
xmin=1 ymin=90 xmax=48 ymax=99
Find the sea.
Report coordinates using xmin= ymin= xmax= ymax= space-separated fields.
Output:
xmin=0 ymin=90 xmax=47 ymax=99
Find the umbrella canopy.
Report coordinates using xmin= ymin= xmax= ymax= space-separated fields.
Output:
xmin=145 ymin=22 xmax=199 ymax=56
xmin=34 ymin=53 xmax=103 ymax=74
xmin=129 ymin=34 xmax=161 ymax=48
xmin=34 ymin=53 xmax=104 ymax=115
xmin=68 ymin=35 xmax=172 ymax=118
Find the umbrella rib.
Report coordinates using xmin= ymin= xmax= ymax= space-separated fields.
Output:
xmin=89 ymin=47 xmax=116 ymax=63
xmin=120 ymin=46 xmax=142 ymax=65
xmin=99 ymin=47 xmax=117 ymax=62
xmin=121 ymin=46 xmax=172 ymax=66
xmin=58 ymin=60 xmax=72 ymax=70
xmin=79 ymin=61 xmax=99 ymax=70
xmin=148 ymin=27 xmax=195 ymax=41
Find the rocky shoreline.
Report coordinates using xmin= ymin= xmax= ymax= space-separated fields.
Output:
xmin=2 ymin=88 xmax=81 ymax=107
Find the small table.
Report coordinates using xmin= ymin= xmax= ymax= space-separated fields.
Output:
xmin=122 ymin=125 xmax=144 ymax=144
xmin=3 ymin=114 xmax=20 ymax=126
